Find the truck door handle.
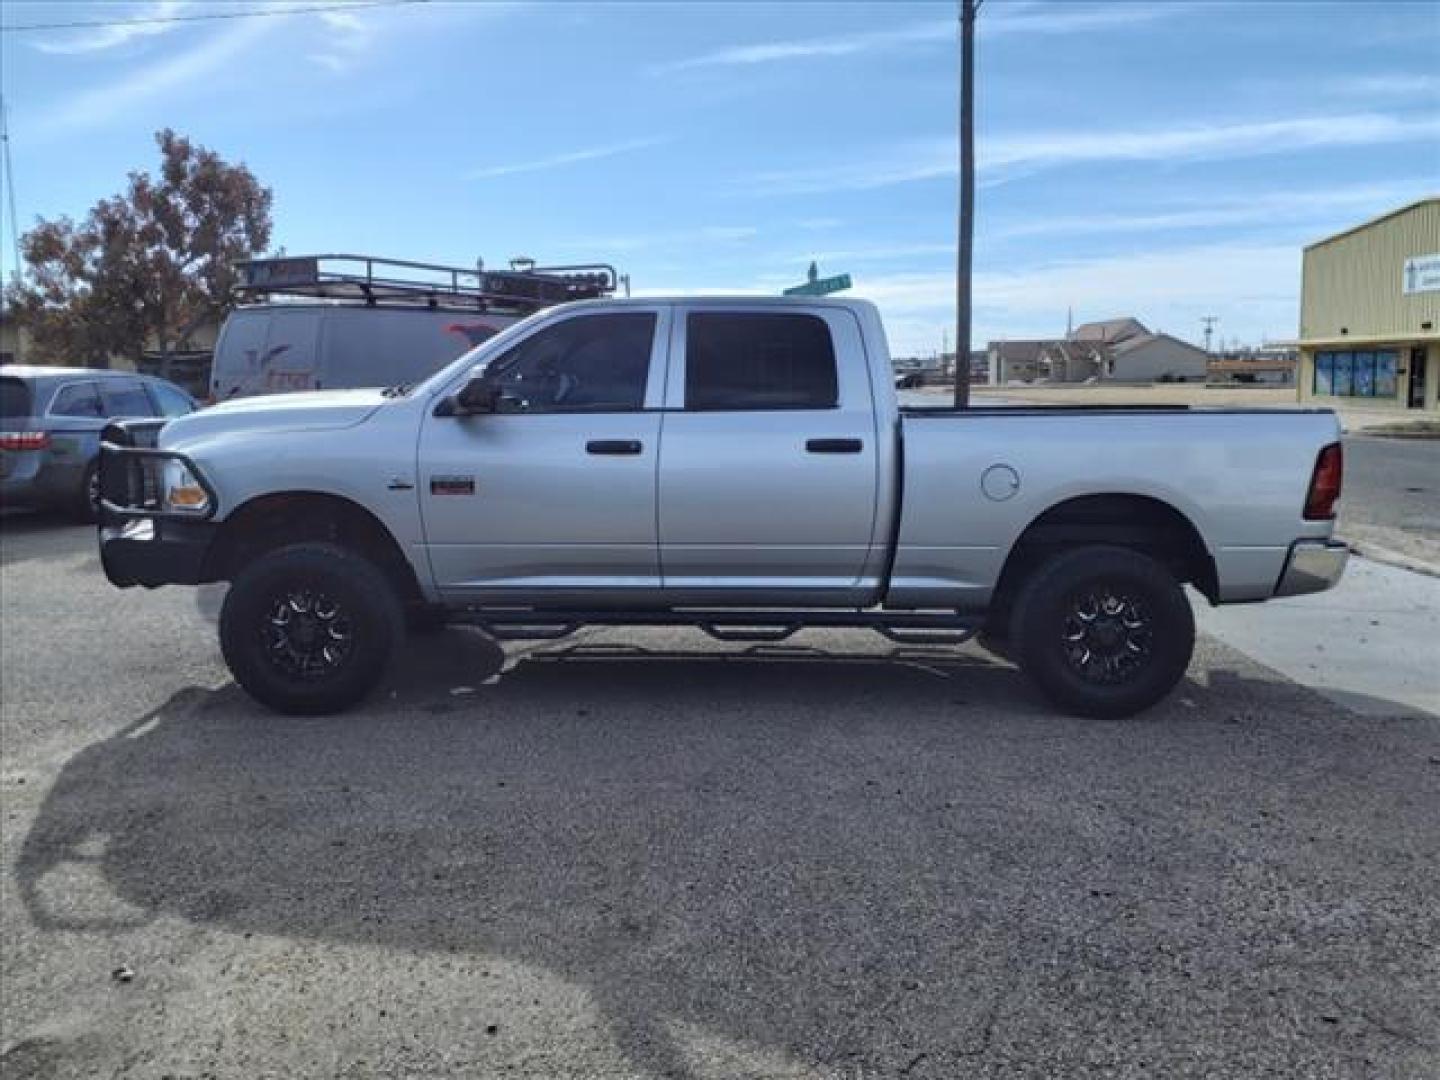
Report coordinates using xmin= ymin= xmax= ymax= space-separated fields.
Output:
xmin=586 ymin=439 xmax=643 ymax=455
xmin=806 ymin=438 xmax=863 ymax=454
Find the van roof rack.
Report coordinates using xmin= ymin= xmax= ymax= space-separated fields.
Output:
xmin=232 ymin=253 xmax=619 ymax=313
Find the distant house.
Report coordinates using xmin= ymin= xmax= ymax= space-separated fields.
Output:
xmin=988 ymin=316 xmax=1209 ymax=384
xmin=1108 ymin=332 xmax=1211 ymax=382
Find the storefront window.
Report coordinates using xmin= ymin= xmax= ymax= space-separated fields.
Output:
xmin=1374 ymin=350 xmax=1398 ymax=397
xmin=1314 ymin=348 xmax=1402 ymax=398
xmin=1353 ymin=351 xmax=1375 ymax=396
xmin=1333 ymin=352 xmax=1353 ymax=396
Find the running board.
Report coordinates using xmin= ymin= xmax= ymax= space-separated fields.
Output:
xmin=451 ymin=607 xmax=981 ymax=643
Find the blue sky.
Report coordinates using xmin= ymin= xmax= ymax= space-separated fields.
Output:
xmin=2 ymin=0 xmax=1438 ymax=355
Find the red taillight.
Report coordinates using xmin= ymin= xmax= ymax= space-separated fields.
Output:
xmin=0 ymin=431 xmax=50 ymax=452
xmin=1304 ymin=441 xmax=1343 ymax=521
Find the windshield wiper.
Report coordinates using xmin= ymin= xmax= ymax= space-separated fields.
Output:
xmin=381 ymin=383 xmax=414 ymax=398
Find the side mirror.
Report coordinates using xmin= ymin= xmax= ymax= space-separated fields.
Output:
xmin=436 ymin=375 xmax=501 ymax=417
xmin=458 ymin=375 xmax=501 ymax=413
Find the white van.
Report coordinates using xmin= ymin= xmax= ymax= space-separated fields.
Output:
xmin=209 ymin=304 xmax=520 ymax=400
xmin=210 ymin=254 xmax=619 ymax=400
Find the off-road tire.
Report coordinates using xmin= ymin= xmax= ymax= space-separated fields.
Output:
xmin=220 ymin=542 xmax=404 ymax=715
xmin=1011 ymin=545 xmax=1193 ymax=719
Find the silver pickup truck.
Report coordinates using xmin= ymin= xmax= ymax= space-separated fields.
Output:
xmin=98 ymin=297 xmax=1347 ymax=719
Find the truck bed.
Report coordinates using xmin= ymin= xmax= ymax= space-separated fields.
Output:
xmin=886 ymin=405 xmax=1342 ymax=609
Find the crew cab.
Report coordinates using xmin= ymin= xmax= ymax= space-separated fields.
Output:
xmin=97 ymin=297 xmax=1348 ymax=718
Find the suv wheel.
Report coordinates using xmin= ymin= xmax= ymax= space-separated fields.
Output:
xmin=1011 ymin=545 xmax=1194 ymax=719
xmin=220 ymin=543 xmax=403 ymax=715
xmin=68 ymin=460 xmax=101 ymax=523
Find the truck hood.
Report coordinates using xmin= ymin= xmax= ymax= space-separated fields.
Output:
xmin=161 ymin=389 xmax=388 ymax=447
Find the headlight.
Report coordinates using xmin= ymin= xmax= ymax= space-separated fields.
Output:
xmin=161 ymin=459 xmax=210 ymax=514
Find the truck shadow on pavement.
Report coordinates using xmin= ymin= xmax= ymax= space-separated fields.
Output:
xmin=16 ymin=629 xmax=1440 ymax=1077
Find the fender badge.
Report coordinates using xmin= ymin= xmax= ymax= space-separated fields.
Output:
xmin=430 ymin=475 xmax=476 ymax=496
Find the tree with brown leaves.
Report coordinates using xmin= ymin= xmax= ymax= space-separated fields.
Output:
xmin=5 ymin=129 xmax=272 ymax=367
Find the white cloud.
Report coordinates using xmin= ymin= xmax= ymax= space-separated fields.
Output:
xmin=30 ymin=0 xmax=186 ymax=55
xmin=741 ymin=112 xmax=1440 ymax=195
xmin=655 ymin=3 xmax=1194 ymax=73
xmin=1327 ymin=74 xmax=1440 ymax=100
xmin=37 ymin=16 xmax=272 ymax=134
xmin=468 ymin=137 xmax=668 ymax=180
xmin=309 ymin=3 xmax=373 ymax=73
xmin=831 ymin=240 xmax=1305 ymax=355
xmin=990 ymin=181 xmax=1434 ymax=239
xmin=653 ymin=20 xmax=951 ymax=73
xmin=984 ymin=113 xmax=1440 ymax=170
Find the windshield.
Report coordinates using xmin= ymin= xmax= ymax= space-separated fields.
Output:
xmin=0 ymin=377 xmax=33 ymax=419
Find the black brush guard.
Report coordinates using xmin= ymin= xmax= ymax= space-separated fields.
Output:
xmin=97 ymin=419 xmax=218 ymax=588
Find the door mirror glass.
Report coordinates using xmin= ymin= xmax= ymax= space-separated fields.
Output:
xmin=456 ymin=375 xmax=501 ymax=414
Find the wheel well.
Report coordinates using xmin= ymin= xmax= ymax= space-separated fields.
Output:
xmin=989 ymin=494 xmax=1217 ymax=625
xmin=201 ymin=492 xmax=424 ymax=605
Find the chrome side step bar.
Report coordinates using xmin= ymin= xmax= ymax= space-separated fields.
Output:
xmin=452 ymin=608 xmax=981 ymax=645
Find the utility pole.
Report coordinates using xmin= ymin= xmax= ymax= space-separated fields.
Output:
xmin=1201 ymin=315 xmax=1218 ymax=355
xmin=954 ymin=0 xmax=980 ymax=408
xmin=0 ymin=95 xmax=22 ymax=363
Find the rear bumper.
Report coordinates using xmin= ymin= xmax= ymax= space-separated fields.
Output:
xmin=100 ymin=518 xmax=217 ymax=588
xmin=1274 ymin=539 xmax=1349 ymax=598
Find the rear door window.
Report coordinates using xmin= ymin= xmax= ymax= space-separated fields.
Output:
xmin=49 ymin=382 xmax=104 ymax=418
xmin=98 ymin=380 xmax=157 ymax=418
xmin=685 ymin=312 xmax=839 ymax=411
xmin=0 ymin=377 xmax=32 ymax=419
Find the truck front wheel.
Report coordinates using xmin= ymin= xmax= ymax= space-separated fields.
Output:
xmin=220 ymin=542 xmax=403 ymax=715
xmin=1011 ymin=545 xmax=1194 ymax=719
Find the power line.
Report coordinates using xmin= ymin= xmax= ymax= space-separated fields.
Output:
xmin=0 ymin=0 xmax=428 ymax=34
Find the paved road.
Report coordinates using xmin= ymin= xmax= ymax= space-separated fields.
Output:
xmin=1337 ymin=435 xmax=1440 ymax=569
xmin=3 ymin=517 xmax=1438 ymax=1079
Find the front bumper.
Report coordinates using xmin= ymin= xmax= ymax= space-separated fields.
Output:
xmin=100 ymin=517 xmax=217 ymax=588
xmin=97 ymin=421 xmax=218 ymax=588
xmin=1274 ymin=539 xmax=1349 ymax=598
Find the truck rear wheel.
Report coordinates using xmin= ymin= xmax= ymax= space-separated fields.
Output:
xmin=1011 ymin=545 xmax=1193 ymax=719
xmin=220 ymin=542 xmax=403 ymax=716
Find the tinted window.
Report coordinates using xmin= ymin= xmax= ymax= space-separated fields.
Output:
xmin=49 ymin=382 xmax=103 ymax=418
xmin=685 ymin=313 xmax=838 ymax=411
xmin=0 ymin=377 xmax=32 ymax=418
xmin=485 ymin=313 xmax=655 ymax=413
xmin=149 ymin=381 xmax=194 ymax=417
xmin=99 ymin=380 xmax=156 ymax=417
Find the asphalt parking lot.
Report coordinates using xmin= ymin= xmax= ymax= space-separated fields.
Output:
xmin=3 ymin=516 xmax=1438 ymax=1079
xmin=1337 ymin=435 xmax=1440 ymax=569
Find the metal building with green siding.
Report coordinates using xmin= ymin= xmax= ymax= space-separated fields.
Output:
xmin=1297 ymin=197 xmax=1440 ymax=414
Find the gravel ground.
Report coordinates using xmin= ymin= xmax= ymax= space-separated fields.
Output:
xmin=2 ymin=516 xmax=1438 ymax=1079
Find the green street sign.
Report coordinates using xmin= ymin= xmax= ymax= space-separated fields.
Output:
xmin=784 ymin=272 xmax=852 ymax=297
